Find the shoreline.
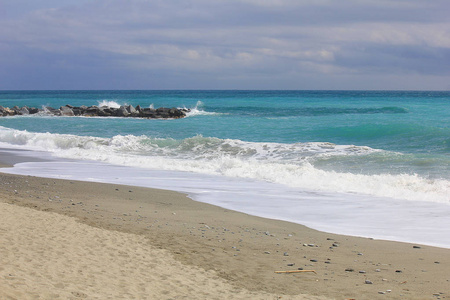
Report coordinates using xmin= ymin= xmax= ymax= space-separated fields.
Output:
xmin=0 ymin=164 xmax=449 ymax=298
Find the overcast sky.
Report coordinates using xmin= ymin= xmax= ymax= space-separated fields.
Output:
xmin=0 ymin=0 xmax=449 ymax=90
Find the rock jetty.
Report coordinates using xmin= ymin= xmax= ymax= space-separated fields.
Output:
xmin=0 ymin=105 xmax=190 ymax=119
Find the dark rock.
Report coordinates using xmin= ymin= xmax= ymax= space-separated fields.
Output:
xmin=84 ymin=106 xmax=100 ymax=117
xmin=12 ymin=106 xmax=21 ymax=114
xmin=98 ymin=107 xmax=116 ymax=117
xmin=19 ymin=106 xmax=30 ymax=115
xmin=45 ymin=107 xmax=61 ymax=116
xmin=60 ymin=106 xmax=74 ymax=116
xmin=117 ymin=106 xmax=130 ymax=117
xmin=169 ymin=107 xmax=185 ymax=118
xmin=0 ymin=104 xmax=188 ymax=119
xmin=72 ymin=108 xmax=83 ymax=116
xmin=141 ymin=108 xmax=157 ymax=118
xmin=28 ymin=107 xmax=40 ymax=114
xmin=126 ymin=105 xmax=137 ymax=115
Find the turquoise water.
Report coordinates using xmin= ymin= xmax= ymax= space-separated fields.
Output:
xmin=1 ymin=90 xmax=449 ymax=246
xmin=0 ymin=90 xmax=449 ymax=196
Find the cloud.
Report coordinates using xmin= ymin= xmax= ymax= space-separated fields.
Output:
xmin=0 ymin=0 xmax=449 ymax=89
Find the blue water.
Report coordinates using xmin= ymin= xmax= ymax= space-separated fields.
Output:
xmin=0 ymin=90 xmax=449 ymax=246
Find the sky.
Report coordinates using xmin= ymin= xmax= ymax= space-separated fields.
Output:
xmin=0 ymin=0 xmax=449 ymax=90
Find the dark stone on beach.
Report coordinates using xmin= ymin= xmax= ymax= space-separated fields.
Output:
xmin=413 ymin=245 xmax=421 ymax=249
xmin=345 ymin=268 xmax=354 ymax=272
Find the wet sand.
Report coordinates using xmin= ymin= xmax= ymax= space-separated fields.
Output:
xmin=0 ymin=164 xmax=448 ymax=299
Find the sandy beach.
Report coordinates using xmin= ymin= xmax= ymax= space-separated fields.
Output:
xmin=0 ymin=162 xmax=449 ymax=299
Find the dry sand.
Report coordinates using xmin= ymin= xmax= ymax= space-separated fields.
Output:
xmin=0 ymin=167 xmax=448 ymax=299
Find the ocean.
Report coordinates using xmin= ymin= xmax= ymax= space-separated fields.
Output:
xmin=0 ymin=90 xmax=449 ymax=247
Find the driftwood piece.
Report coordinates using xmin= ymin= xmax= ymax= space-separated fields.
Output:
xmin=274 ymin=270 xmax=317 ymax=274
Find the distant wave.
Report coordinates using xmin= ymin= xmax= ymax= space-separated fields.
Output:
xmin=215 ymin=106 xmax=409 ymax=117
xmin=0 ymin=126 xmax=447 ymax=204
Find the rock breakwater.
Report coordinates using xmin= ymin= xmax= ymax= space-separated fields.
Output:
xmin=0 ymin=105 xmax=190 ymax=119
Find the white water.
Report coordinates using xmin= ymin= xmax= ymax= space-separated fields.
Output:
xmin=0 ymin=126 xmax=448 ymax=204
xmin=1 ymin=146 xmax=449 ymax=248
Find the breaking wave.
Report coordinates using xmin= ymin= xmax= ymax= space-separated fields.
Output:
xmin=0 ymin=126 xmax=448 ymax=203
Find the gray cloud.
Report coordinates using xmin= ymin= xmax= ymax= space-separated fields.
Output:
xmin=0 ymin=0 xmax=449 ymax=90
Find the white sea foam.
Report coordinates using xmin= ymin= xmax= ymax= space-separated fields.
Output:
xmin=183 ymin=101 xmax=221 ymax=117
xmin=2 ymin=158 xmax=450 ymax=248
xmin=97 ymin=100 xmax=123 ymax=108
xmin=0 ymin=126 xmax=448 ymax=203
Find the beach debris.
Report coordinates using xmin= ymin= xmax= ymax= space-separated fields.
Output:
xmin=283 ymin=252 xmax=289 ymax=256
xmin=275 ymin=270 xmax=317 ymax=274
xmin=264 ymin=251 xmax=271 ymax=254
xmin=413 ymin=245 xmax=422 ymax=249
xmin=345 ymin=268 xmax=355 ymax=272
xmin=365 ymin=280 xmax=373 ymax=284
